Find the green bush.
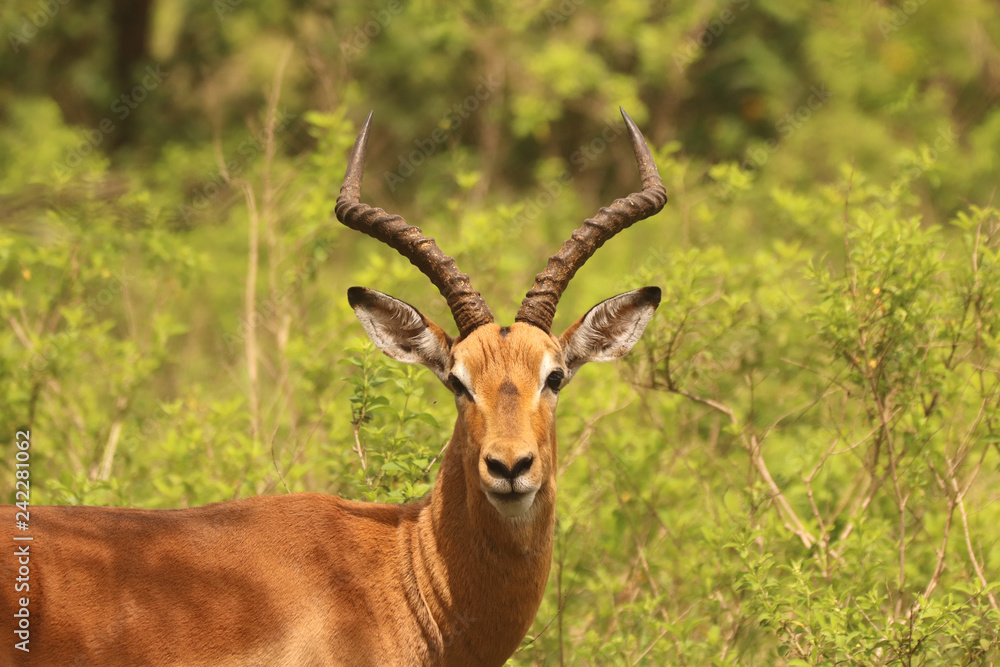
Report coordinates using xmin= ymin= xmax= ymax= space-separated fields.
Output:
xmin=2 ymin=1 xmax=999 ymax=663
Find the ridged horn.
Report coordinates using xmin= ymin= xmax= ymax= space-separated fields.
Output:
xmin=335 ymin=111 xmax=494 ymax=338
xmin=514 ymin=108 xmax=667 ymax=333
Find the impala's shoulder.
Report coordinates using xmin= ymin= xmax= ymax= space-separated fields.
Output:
xmin=223 ymin=492 xmax=425 ymax=530
xmin=188 ymin=492 xmax=355 ymax=525
xmin=327 ymin=493 xmax=427 ymax=525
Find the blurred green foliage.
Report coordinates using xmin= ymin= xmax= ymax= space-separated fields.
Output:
xmin=2 ymin=0 xmax=999 ymax=663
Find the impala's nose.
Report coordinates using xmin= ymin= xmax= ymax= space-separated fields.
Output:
xmin=485 ymin=453 xmax=534 ymax=483
xmin=480 ymin=450 xmax=540 ymax=518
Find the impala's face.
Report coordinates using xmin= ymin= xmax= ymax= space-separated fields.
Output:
xmin=339 ymin=107 xmax=665 ymax=527
xmin=448 ymin=323 xmax=564 ymax=519
xmin=348 ymin=285 xmax=660 ymax=521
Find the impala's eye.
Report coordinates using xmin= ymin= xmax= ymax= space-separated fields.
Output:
xmin=545 ymin=369 xmax=565 ymax=393
xmin=448 ymin=373 xmax=469 ymax=397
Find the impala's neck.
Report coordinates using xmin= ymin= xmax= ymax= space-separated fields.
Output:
xmin=410 ymin=419 xmax=556 ymax=662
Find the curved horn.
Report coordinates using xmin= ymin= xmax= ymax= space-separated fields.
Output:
xmin=335 ymin=111 xmax=494 ymax=338
xmin=515 ymin=108 xmax=667 ymax=333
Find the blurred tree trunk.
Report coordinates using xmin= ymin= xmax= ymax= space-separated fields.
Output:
xmin=110 ymin=0 xmax=152 ymax=147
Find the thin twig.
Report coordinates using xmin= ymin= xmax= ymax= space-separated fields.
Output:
xmin=670 ymin=386 xmax=816 ymax=548
xmin=96 ymin=396 xmax=127 ymax=481
xmin=240 ymin=180 xmax=262 ymax=447
xmin=632 ymin=627 xmax=670 ymax=665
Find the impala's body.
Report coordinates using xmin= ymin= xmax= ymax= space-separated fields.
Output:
xmin=5 ymin=496 xmax=442 ymax=666
xmin=2 ymin=109 xmax=666 ymax=666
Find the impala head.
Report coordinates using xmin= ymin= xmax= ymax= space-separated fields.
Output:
xmin=336 ymin=109 xmax=667 ymax=520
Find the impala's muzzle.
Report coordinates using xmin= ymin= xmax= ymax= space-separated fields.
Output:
xmin=479 ymin=445 xmax=541 ymax=518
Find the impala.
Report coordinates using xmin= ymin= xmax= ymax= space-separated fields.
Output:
xmin=2 ymin=108 xmax=666 ymax=666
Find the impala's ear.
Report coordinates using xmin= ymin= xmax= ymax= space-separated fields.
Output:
xmin=558 ymin=287 xmax=660 ymax=381
xmin=348 ymin=287 xmax=453 ymax=383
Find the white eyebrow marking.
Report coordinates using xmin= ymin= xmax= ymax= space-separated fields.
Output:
xmin=536 ymin=352 xmax=561 ymax=401
xmin=450 ymin=361 xmax=476 ymax=401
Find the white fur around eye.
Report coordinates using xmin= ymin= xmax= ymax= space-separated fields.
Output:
xmin=538 ymin=353 xmax=562 ymax=396
xmin=450 ymin=362 xmax=476 ymax=401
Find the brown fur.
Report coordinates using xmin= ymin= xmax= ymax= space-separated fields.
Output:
xmin=2 ymin=298 xmax=656 ymax=666
xmin=1 ymin=325 xmax=558 ymax=666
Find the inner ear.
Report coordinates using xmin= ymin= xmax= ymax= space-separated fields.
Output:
xmin=558 ymin=286 xmax=660 ymax=379
xmin=348 ymin=287 xmax=453 ymax=382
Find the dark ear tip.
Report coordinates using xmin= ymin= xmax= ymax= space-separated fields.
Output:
xmin=347 ymin=286 xmax=369 ymax=308
xmin=639 ymin=286 xmax=661 ymax=308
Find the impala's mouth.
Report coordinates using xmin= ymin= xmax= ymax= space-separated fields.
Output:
xmin=483 ymin=486 xmax=539 ymax=518
xmin=490 ymin=489 xmax=528 ymax=503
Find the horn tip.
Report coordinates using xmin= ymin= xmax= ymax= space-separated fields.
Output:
xmin=342 ymin=111 xmax=375 ymax=196
xmin=620 ymin=107 xmax=643 ymax=140
xmin=356 ymin=111 xmax=374 ymax=147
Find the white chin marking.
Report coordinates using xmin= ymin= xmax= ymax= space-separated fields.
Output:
xmin=486 ymin=489 xmax=539 ymax=518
